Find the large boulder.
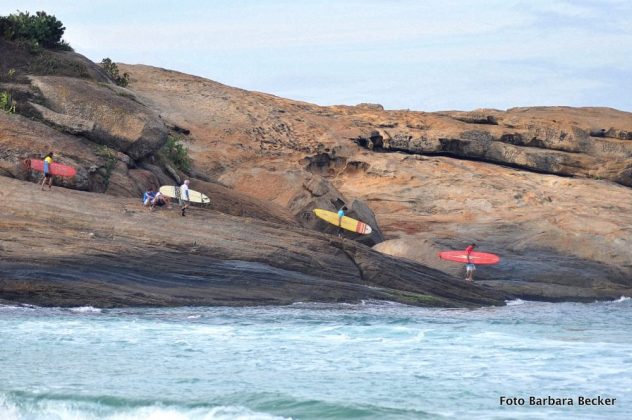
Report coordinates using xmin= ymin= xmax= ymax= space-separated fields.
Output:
xmin=28 ymin=76 xmax=168 ymax=160
xmin=0 ymin=112 xmax=100 ymax=190
xmin=292 ymin=173 xmax=384 ymax=246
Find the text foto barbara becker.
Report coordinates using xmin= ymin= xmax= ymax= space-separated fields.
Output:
xmin=500 ymin=396 xmax=616 ymax=407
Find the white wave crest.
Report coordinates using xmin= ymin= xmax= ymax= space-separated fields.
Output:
xmin=505 ymin=299 xmax=526 ymax=306
xmin=0 ymin=303 xmax=39 ymax=311
xmin=0 ymin=394 xmax=289 ymax=420
xmin=611 ymin=296 xmax=630 ymax=303
xmin=69 ymin=306 xmax=102 ymax=313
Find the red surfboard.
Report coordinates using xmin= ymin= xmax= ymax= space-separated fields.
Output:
xmin=439 ymin=250 xmax=500 ymax=265
xmin=28 ymin=159 xmax=77 ymax=177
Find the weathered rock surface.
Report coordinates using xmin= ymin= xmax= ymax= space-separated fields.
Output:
xmin=0 ymin=42 xmax=175 ymax=198
xmin=358 ymin=107 xmax=632 ymax=185
xmin=0 ymin=177 xmax=509 ymax=307
xmin=28 ymin=76 xmax=168 ymax=160
xmin=341 ymin=153 xmax=632 ymax=300
xmin=115 ymin=64 xmax=632 ymax=301
xmin=0 ymin=112 xmax=158 ymax=196
xmin=2 ymin=42 xmax=632 ymax=306
xmin=0 ymin=112 xmax=99 ymax=190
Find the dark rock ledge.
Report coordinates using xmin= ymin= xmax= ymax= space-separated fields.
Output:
xmin=0 ymin=177 xmax=510 ymax=308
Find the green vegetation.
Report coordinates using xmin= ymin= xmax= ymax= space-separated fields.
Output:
xmin=100 ymin=58 xmax=129 ymax=87
xmin=0 ymin=91 xmax=16 ymax=113
xmin=30 ymin=54 xmax=89 ymax=77
xmin=95 ymin=145 xmax=118 ymax=184
xmin=0 ymin=11 xmax=72 ymax=51
xmin=160 ymin=135 xmax=192 ymax=173
xmin=0 ymin=69 xmax=16 ymax=113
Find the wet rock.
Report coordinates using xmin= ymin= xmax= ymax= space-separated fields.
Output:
xmin=0 ymin=176 xmax=508 ymax=308
xmin=374 ymin=237 xmax=631 ymax=302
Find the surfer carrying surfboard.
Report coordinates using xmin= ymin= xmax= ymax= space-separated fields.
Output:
xmin=337 ymin=206 xmax=348 ymax=237
xmin=465 ymin=243 xmax=476 ymax=282
xmin=40 ymin=152 xmax=54 ymax=191
xmin=439 ymin=245 xmax=498 ymax=282
xmin=180 ymin=180 xmax=190 ymax=216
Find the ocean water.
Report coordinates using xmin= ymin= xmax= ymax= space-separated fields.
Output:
xmin=0 ymin=298 xmax=630 ymax=419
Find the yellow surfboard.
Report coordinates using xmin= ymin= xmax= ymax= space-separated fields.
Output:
xmin=313 ymin=209 xmax=373 ymax=235
xmin=159 ymin=186 xmax=210 ymax=204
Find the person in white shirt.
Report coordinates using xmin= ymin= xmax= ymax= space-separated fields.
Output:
xmin=179 ymin=180 xmax=190 ymax=216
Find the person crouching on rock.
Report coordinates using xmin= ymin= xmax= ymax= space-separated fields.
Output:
xmin=153 ymin=190 xmax=171 ymax=209
xmin=465 ymin=243 xmax=476 ymax=282
xmin=180 ymin=180 xmax=190 ymax=216
xmin=143 ymin=187 xmax=157 ymax=209
xmin=41 ymin=152 xmax=54 ymax=191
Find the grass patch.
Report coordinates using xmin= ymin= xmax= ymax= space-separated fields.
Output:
xmin=29 ymin=52 xmax=89 ymax=78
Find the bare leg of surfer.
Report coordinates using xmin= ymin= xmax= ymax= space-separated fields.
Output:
xmin=465 ymin=263 xmax=475 ymax=282
xmin=41 ymin=175 xmax=51 ymax=190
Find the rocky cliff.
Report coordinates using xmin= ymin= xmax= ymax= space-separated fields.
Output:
xmin=114 ymin=64 xmax=632 ymax=301
xmin=1 ymin=40 xmax=630 ymax=306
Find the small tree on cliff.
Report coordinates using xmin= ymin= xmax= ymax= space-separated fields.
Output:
xmin=161 ymin=135 xmax=192 ymax=173
xmin=0 ymin=11 xmax=72 ymax=50
xmin=100 ymin=58 xmax=130 ymax=87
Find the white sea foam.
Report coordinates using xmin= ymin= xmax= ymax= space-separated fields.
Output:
xmin=69 ymin=306 xmax=102 ymax=313
xmin=611 ymin=296 xmax=630 ymax=303
xmin=0 ymin=303 xmax=38 ymax=311
xmin=321 ymin=333 xmax=351 ymax=342
xmin=2 ymin=304 xmax=630 ymax=419
xmin=0 ymin=394 xmax=288 ymax=420
xmin=505 ymin=299 xmax=526 ymax=306
xmin=190 ymin=325 xmax=235 ymax=336
xmin=0 ymin=394 xmax=19 ymax=420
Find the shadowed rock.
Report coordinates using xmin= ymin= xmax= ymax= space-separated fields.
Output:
xmin=0 ymin=177 xmax=510 ymax=308
xmin=2 ymin=44 xmax=632 ymax=304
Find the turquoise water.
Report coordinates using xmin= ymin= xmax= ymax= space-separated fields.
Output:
xmin=1 ymin=298 xmax=630 ymax=419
